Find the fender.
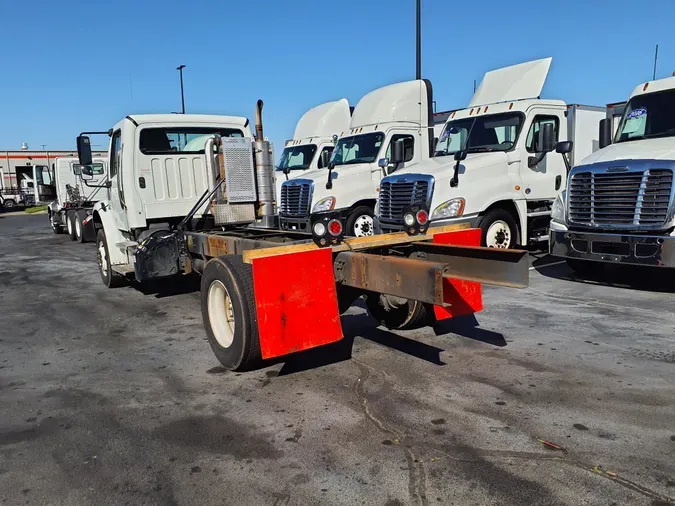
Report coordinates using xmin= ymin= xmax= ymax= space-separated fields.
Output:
xmin=92 ymin=200 xmax=128 ymax=266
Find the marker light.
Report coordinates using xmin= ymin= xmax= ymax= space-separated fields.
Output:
xmin=416 ymin=209 xmax=428 ymax=225
xmin=313 ymin=221 xmax=326 ymax=237
xmin=404 ymin=213 xmax=415 ymax=226
xmin=328 ymin=219 xmax=342 ymax=236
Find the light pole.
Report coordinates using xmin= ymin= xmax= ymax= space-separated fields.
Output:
xmin=416 ymin=0 xmax=421 ymax=79
xmin=176 ymin=65 xmax=186 ymax=114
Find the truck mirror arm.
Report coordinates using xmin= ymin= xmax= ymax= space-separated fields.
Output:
xmin=326 ymin=163 xmax=335 ymax=190
xmin=450 ymin=161 xmax=460 ymax=188
xmin=527 ymin=152 xmax=546 ymax=169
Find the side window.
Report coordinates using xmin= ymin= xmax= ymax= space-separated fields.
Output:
xmin=109 ymin=131 xmax=122 ymax=178
xmin=385 ymin=134 xmax=415 ymax=162
xmin=317 ymin=147 xmax=334 ymax=169
xmin=526 ymin=115 xmax=559 ymax=153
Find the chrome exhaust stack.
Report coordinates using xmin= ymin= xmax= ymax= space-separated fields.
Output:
xmin=253 ymin=99 xmax=276 ymax=228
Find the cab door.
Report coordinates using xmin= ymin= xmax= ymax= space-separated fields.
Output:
xmin=108 ymin=129 xmax=129 ymax=232
xmin=519 ymin=111 xmax=566 ymax=200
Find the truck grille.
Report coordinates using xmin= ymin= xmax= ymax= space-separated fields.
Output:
xmin=379 ymin=180 xmax=429 ymax=222
xmin=280 ymin=182 xmax=312 ymax=217
xmin=568 ymin=169 xmax=673 ymax=228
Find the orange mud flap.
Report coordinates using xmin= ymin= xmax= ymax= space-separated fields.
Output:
xmin=251 ymin=248 xmax=343 ymax=360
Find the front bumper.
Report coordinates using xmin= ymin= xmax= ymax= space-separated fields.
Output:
xmin=549 ymin=222 xmax=675 ymax=268
xmin=279 ymin=215 xmax=310 ymax=232
xmin=375 ymin=214 xmax=480 ymax=234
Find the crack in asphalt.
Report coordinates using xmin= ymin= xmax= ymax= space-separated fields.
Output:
xmin=353 ymin=359 xmax=428 ymax=506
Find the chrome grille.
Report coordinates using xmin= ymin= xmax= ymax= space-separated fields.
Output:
xmin=379 ymin=180 xmax=429 ymax=222
xmin=569 ymin=169 xmax=673 ymax=228
xmin=280 ymin=182 xmax=311 ymax=216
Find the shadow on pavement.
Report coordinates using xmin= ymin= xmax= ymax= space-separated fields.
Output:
xmin=536 ymin=259 xmax=675 ymax=293
xmin=134 ymin=274 xmax=201 ymax=298
xmin=434 ymin=314 xmax=507 ymax=347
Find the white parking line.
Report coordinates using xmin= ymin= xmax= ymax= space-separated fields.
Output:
xmin=529 ymin=260 xmax=565 ymax=271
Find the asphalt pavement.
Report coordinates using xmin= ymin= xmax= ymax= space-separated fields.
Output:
xmin=0 ymin=214 xmax=673 ymax=506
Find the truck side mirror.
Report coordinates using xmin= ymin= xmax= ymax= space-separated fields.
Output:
xmin=599 ymin=118 xmax=612 ymax=149
xmin=391 ymin=139 xmax=405 ymax=164
xmin=80 ymin=165 xmax=94 ymax=180
xmin=320 ymin=149 xmax=332 ymax=169
xmin=538 ymin=123 xmax=556 ymax=153
xmin=77 ymin=135 xmax=93 ymax=166
xmin=377 ymin=158 xmax=390 ymax=168
xmin=556 ymin=141 xmax=573 ymax=154
xmin=454 ymin=150 xmax=467 ymax=161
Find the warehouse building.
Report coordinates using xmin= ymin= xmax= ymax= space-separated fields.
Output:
xmin=0 ymin=148 xmax=107 ymax=190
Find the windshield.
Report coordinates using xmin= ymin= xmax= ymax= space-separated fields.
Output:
xmin=276 ymin=144 xmax=317 ymax=171
xmin=330 ymin=133 xmax=384 ymax=166
xmin=434 ymin=113 xmax=524 ymax=157
xmin=615 ymin=89 xmax=675 ymax=143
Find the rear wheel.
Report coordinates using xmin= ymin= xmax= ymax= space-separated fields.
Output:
xmin=201 ymin=255 xmax=262 ymax=371
xmin=364 ymin=293 xmax=433 ymax=330
xmin=67 ymin=211 xmax=77 ymax=241
xmin=3 ymin=199 xmax=16 ymax=209
xmin=346 ymin=206 xmax=374 ymax=237
xmin=480 ymin=208 xmax=518 ymax=249
xmin=75 ymin=211 xmax=86 ymax=243
xmin=96 ymin=230 xmax=126 ymax=288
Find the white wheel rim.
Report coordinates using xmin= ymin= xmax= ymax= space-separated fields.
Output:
xmin=207 ymin=280 xmax=235 ymax=348
xmin=486 ymin=220 xmax=512 ymax=248
xmin=353 ymin=215 xmax=374 ymax=237
xmin=75 ymin=218 xmax=82 ymax=237
xmin=67 ymin=217 xmax=73 ymax=235
xmin=98 ymin=242 xmax=108 ymax=276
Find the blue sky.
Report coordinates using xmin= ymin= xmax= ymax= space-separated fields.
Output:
xmin=1 ymin=0 xmax=674 ymax=153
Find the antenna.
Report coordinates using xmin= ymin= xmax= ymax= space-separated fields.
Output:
xmin=653 ymin=44 xmax=659 ymax=80
xmin=473 ymin=79 xmax=477 ymax=93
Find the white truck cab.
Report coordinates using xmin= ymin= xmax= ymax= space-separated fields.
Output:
xmin=278 ymin=80 xmax=438 ymax=237
xmin=550 ymin=73 xmax=675 ymax=271
xmin=377 ymin=58 xmax=604 ymax=248
xmin=81 ymin=114 xmax=253 ymax=278
xmin=275 ymin=99 xmax=352 ymax=198
xmin=48 ymin=156 xmax=108 ymax=240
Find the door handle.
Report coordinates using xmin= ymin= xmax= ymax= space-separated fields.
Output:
xmin=138 ymin=177 xmax=146 ymax=189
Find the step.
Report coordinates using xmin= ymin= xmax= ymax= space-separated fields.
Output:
xmin=527 ymin=211 xmax=551 ymax=217
xmin=115 ymin=241 xmax=138 ymax=249
xmin=111 ymin=264 xmax=135 ymax=275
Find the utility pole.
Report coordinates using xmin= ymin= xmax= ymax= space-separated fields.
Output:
xmin=416 ymin=0 xmax=421 ymax=79
xmin=176 ymin=65 xmax=186 ymax=114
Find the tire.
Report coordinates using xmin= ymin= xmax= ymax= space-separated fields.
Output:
xmin=201 ymin=255 xmax=262 ymax=371
xmin=96 ymin=230 xmax=126 ymax=288
xmin=345 ymin=206 xmax=375 ymax=237
xmin=3 ymin=199 xmax=16 ymax=209
xmin=66 ymin=211 xmax=77 ymax=241
xmin=480 ymin=208 xmax=518 ymax=249
xmin=566 ymin=258 xmax=599 ymax=277
xmin=49 ymin=212 xmax=63 ymax=234
xmin=364 ymin=293 xmax=433 ymax=330
xmin=75 ymin=211 xmax=87 ymax=243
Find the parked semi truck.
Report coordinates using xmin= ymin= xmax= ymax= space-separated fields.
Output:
xmin=550 ymin=73 xmax=675 ymax=271
xmin=376 ymin=58 xmax=605 ymax=248
xmin=48 ymin=156 xmax=108 ymax=241
xmin=75 ymin=101 xmax=529 ymax=371
xmin=278 ymin=80 xmax=445 ymax=237
xmin=275 ymin=98 xmax=352 ymax=198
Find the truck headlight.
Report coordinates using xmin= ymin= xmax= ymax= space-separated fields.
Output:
xmin=432 ymin=198 xmax=465 ymax=219
xmin=551 ymin=190 xmax=566 ymax=224
xmin=312 ymin=196 xmax=336 ymax=212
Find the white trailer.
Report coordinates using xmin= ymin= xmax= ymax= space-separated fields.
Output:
xmin=377 ymin=58 xmax=605 ymax=248
xmin=48 ymin=156 xmax=108 ymax=241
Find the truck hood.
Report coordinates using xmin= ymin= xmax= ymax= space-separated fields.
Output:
xmin=577 ymin=137 xmax=675 ymax=166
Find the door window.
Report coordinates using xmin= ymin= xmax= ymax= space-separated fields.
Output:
xmin=109 ymin=131 xmax=122 ymax=177
xmin=526 ymin=115 xmax=559 ymax=153
xmin=385 ymin=134 xmax=415 ymax=162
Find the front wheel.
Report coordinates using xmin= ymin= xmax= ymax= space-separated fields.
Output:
xmin=96 ymin=230 xmax=126 ymax=288
xmin=364 ymin=293 xmax=433 ymax=330
xmin=50 ymin=212 xmax=63 ymax=234
xmin=201 ymin=255 xmax=262 ymax=371
xmin=346 ymin=206 xmax=374 ymax=237
xmin=2 ymin=199 xmax=16 ymax=209
xmin=480 ymin=209 xmax=518 ymax=249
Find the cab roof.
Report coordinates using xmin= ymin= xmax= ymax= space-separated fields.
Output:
xmin=630 ymin=74 xmax=675 ymax=99
xmin=293 ymin=99 xmax=351 ymax=140
xmin=125 ymin=114 xmax=250 ymax=127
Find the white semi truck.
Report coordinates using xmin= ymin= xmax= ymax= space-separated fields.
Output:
xmin=550 ymin=73 xmax=675 ymax=271
xmin=48 ymin=156 xmax=108 ymax=241
xmin=376 ymin=58 xmax=605 ymax=248
xmin=275 ymin=98 xmax=352 ymax=199
xmin=278 ymin=80 xmax=444 ymax=237
xmin=74 ymin=99 xmax=528 ymax=371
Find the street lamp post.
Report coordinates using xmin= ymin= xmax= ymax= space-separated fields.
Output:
xmin=176 ymin=65 xmax=186 ymax=114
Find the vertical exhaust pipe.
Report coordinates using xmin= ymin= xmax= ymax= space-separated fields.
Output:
xmin=253 ymin=99 xmax=276 ymax=228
